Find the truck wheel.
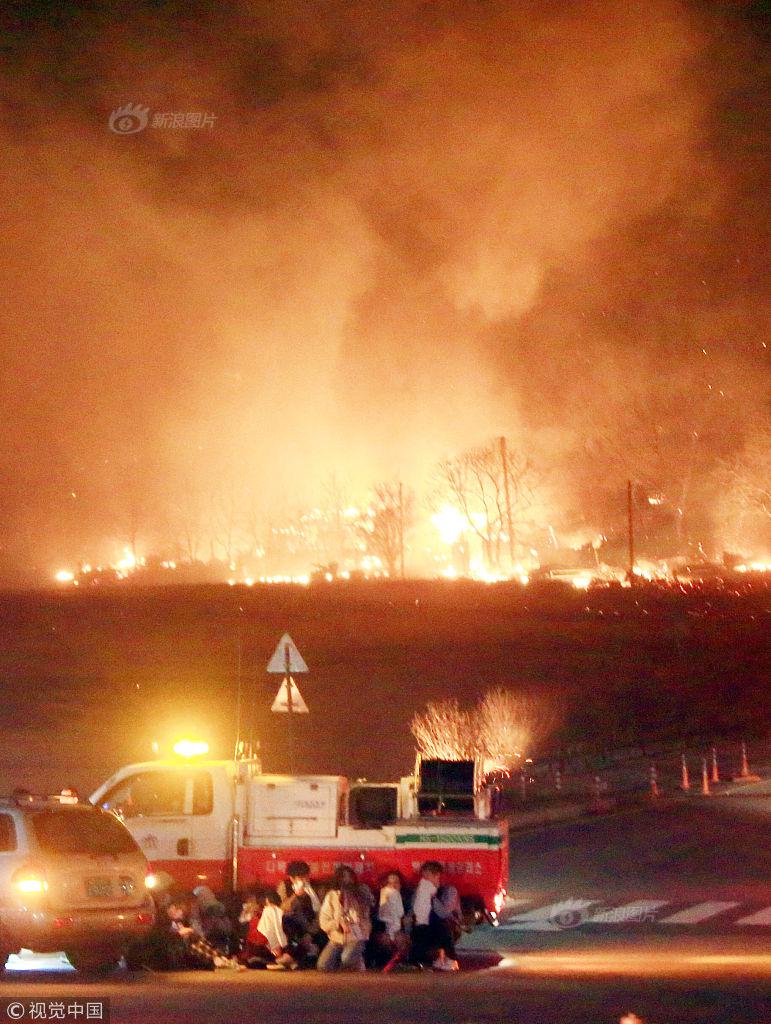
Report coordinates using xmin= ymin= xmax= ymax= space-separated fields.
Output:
xmin=460 ymin=895 xmax=486 ymax=930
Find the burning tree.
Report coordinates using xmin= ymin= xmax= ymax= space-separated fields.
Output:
xmin=477 ymin=688 xmax=554 ymax=772
xmin=411 ymin=689 xmax=553 ymax=770
xmin=356 ymin=481 xmax=414 ymax=577
xmin=435 ymin=438 xmax=539 ymax=569
xmin=575 ymin=385 xmax=734 ymax=549
xmin=713 ymin=425 xmax=771 ymax=550
xmin=410 ymin=699 xmax=478 ymax=761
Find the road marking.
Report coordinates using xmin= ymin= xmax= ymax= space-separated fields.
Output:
xmin=588 ymin=899 xmax=669 ymax=924
xmin=735 ymin=906 xmax=771 ymax=926
xmin=498 ymin=898 xmax=599 ymax=931
xmin=660 ymin=901 xmax=741 ymax=925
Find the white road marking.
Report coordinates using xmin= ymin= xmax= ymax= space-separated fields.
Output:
xmin=497 ymin=897 xmax=770 ymax=930
xmin=498 ymin=898 xmax=599 ymax=931
xmin=735 ymin=906 xmax=771 ymax=926
xmin=660 ymin=901 xmax=741 ymax=925
xmin=588 ymin=900 xmax=669 ymax=924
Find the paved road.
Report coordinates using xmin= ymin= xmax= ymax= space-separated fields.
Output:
xmin=503 ymin=786 xmax=770 ymax=901
xmin=0 ymin=954 xmax=769 ymax=1024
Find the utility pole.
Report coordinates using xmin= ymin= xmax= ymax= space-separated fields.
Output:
xmin=500 ymin=436 xmax=515 ymax=568
xmin=234 ymin=620 xmax=242 ymax=760
xmin=627 ymin=479 xmax=635 ymax=583
xmin=398 ymin=481 xmax=405 ymax=579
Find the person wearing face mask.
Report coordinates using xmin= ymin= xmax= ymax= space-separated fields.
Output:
xmin=279 ymin=860 xmax=323 ymax=965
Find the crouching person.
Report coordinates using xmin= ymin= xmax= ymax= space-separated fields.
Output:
xmin=238 ymin=891 xmax=297 ymax=970
xmin=317 ymin=866 xmax=372 ymax=972
xmin=410 ymin=861 xmax=460 ymax=972
xmin=192 ymin=885 xmax=235 ymax=954
xmin=150 ymin=894 xmax=243 ymax=971
xmin=280 ymin=860 xmax=323 ymax=965
xmin=370 ymin=871 xmax=411 ymax=970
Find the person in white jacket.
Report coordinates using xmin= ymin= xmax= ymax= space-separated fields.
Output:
xmin=378 ymin=872 xmax=405 ymax=941
xmin=410 ymin=861 xmax=459 ymax=971
xmin=317 ymin=866 xmax=372 ymax=971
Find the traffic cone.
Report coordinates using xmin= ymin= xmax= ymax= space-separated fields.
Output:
xmin=593 ymin=774 xmax=602 ymax=810
xmin=711 ymin=747 xmax=719 ymax=784
xmin=649 ymin=764 xmax=659 ymax=799
xmin=680 ymin=754 xmax=690 ymax=792
xmin=734 ymin=740 xmax=760 ymax=782
xmin=740 ymin=740 xmax=750 ymax=778
xmin=701 ymin=757 xmax=710 ymax=795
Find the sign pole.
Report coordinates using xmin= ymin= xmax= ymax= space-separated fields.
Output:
xmin=267 ymin=633 xmax=309 ymax=773
xmin=284 ymin=641 xmax=294 ymax=773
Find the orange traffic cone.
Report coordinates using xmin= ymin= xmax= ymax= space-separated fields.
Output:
xmin=734 ymin=740 xmax=760 ymax=782
xmin=680 ymin=754 xmax=690 ymax=792
xmin=711 ymin=747 xmax=720 ymax=784
xmin=701 ymin=757 xmax=711 ymax=795
xmin=740 ymin=740 xmax=750 ymax=777
xmin=649 ymin=764 xmax=659 ymax=799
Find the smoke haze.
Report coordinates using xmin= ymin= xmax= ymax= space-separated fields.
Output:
xmin=0 ymin=0 xmax=767 ymax=571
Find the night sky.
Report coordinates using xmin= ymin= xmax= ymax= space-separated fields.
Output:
xmin=0 ymin=0 xmax=768 ymax=572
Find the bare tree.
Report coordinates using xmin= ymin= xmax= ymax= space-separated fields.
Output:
xmin=577 ymin=385 xmax=738 ymax=547
xmin=411 ymin=699 xmax=478 ymax=760
xmin=208 ymin=477 xmax=248 ymax=565
xmin=111 ymin=453 xmax=158 ymax=563
xmin=242 ymin=488 xmax=267 ymax=560
xmin=412 ymin=689 xmax=556 ymax=769
xmin=357 ymin=481 xmax=414 ymax=577
xmin=477 ymin=688 xmax=556 ymax=772
xmin=321 ymin=472 xmax=352 ymax=566
xmin=170 ymin=475 xmax=207 ymax=563
xmin=713 ymin=425 xmax=771 ymax=549
xmin=436 ymin=439 xmax=539 ymax=568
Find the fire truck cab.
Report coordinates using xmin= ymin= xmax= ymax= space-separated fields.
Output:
xmin=90 ymin=757 xmax=508 ymax=916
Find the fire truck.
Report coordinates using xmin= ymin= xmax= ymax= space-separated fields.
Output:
xmin=90 ymin=756 xmax=508 ymax=918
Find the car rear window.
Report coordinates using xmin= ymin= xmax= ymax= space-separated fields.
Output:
xmin=0 ymin=813 xmax=17 ymax=852
xmin=31 ymin=809 xmax=138 ymax=855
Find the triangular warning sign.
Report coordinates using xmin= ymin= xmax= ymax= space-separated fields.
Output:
xmin=267 ymin=633 xmax=309 ymax=674
xmin=271 ymin=677 xmax=309 ymax=714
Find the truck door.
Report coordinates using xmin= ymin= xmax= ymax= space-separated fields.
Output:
xmin=95 ymin=767 xmax=218 ymax=888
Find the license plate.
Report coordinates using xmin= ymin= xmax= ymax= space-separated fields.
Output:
xmin=86 ymin=877 xmax=113 ymax=898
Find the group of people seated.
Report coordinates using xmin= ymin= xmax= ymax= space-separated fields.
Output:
xmin=148 ymin=859 xmax=463 ymax=973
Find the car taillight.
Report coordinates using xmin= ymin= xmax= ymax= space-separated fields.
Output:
xmin=135 ymin=912 xmax=154 ymax=925
xmin=12 ymin=865 xmax=49 ymax=895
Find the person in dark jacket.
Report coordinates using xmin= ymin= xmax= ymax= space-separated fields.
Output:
xmin=149 ymin=894 xmax=243 ymax=971
xmin=279 ymin=861 xmax=323 ymax=963
xmin=192 ymin=885 xmax=235 ymax=954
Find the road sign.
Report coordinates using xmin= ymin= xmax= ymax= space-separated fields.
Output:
xmin=267 ymin=633 xmax=309 ymax=674
xmin=271 ymin=677 xmax=309 ymax=714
